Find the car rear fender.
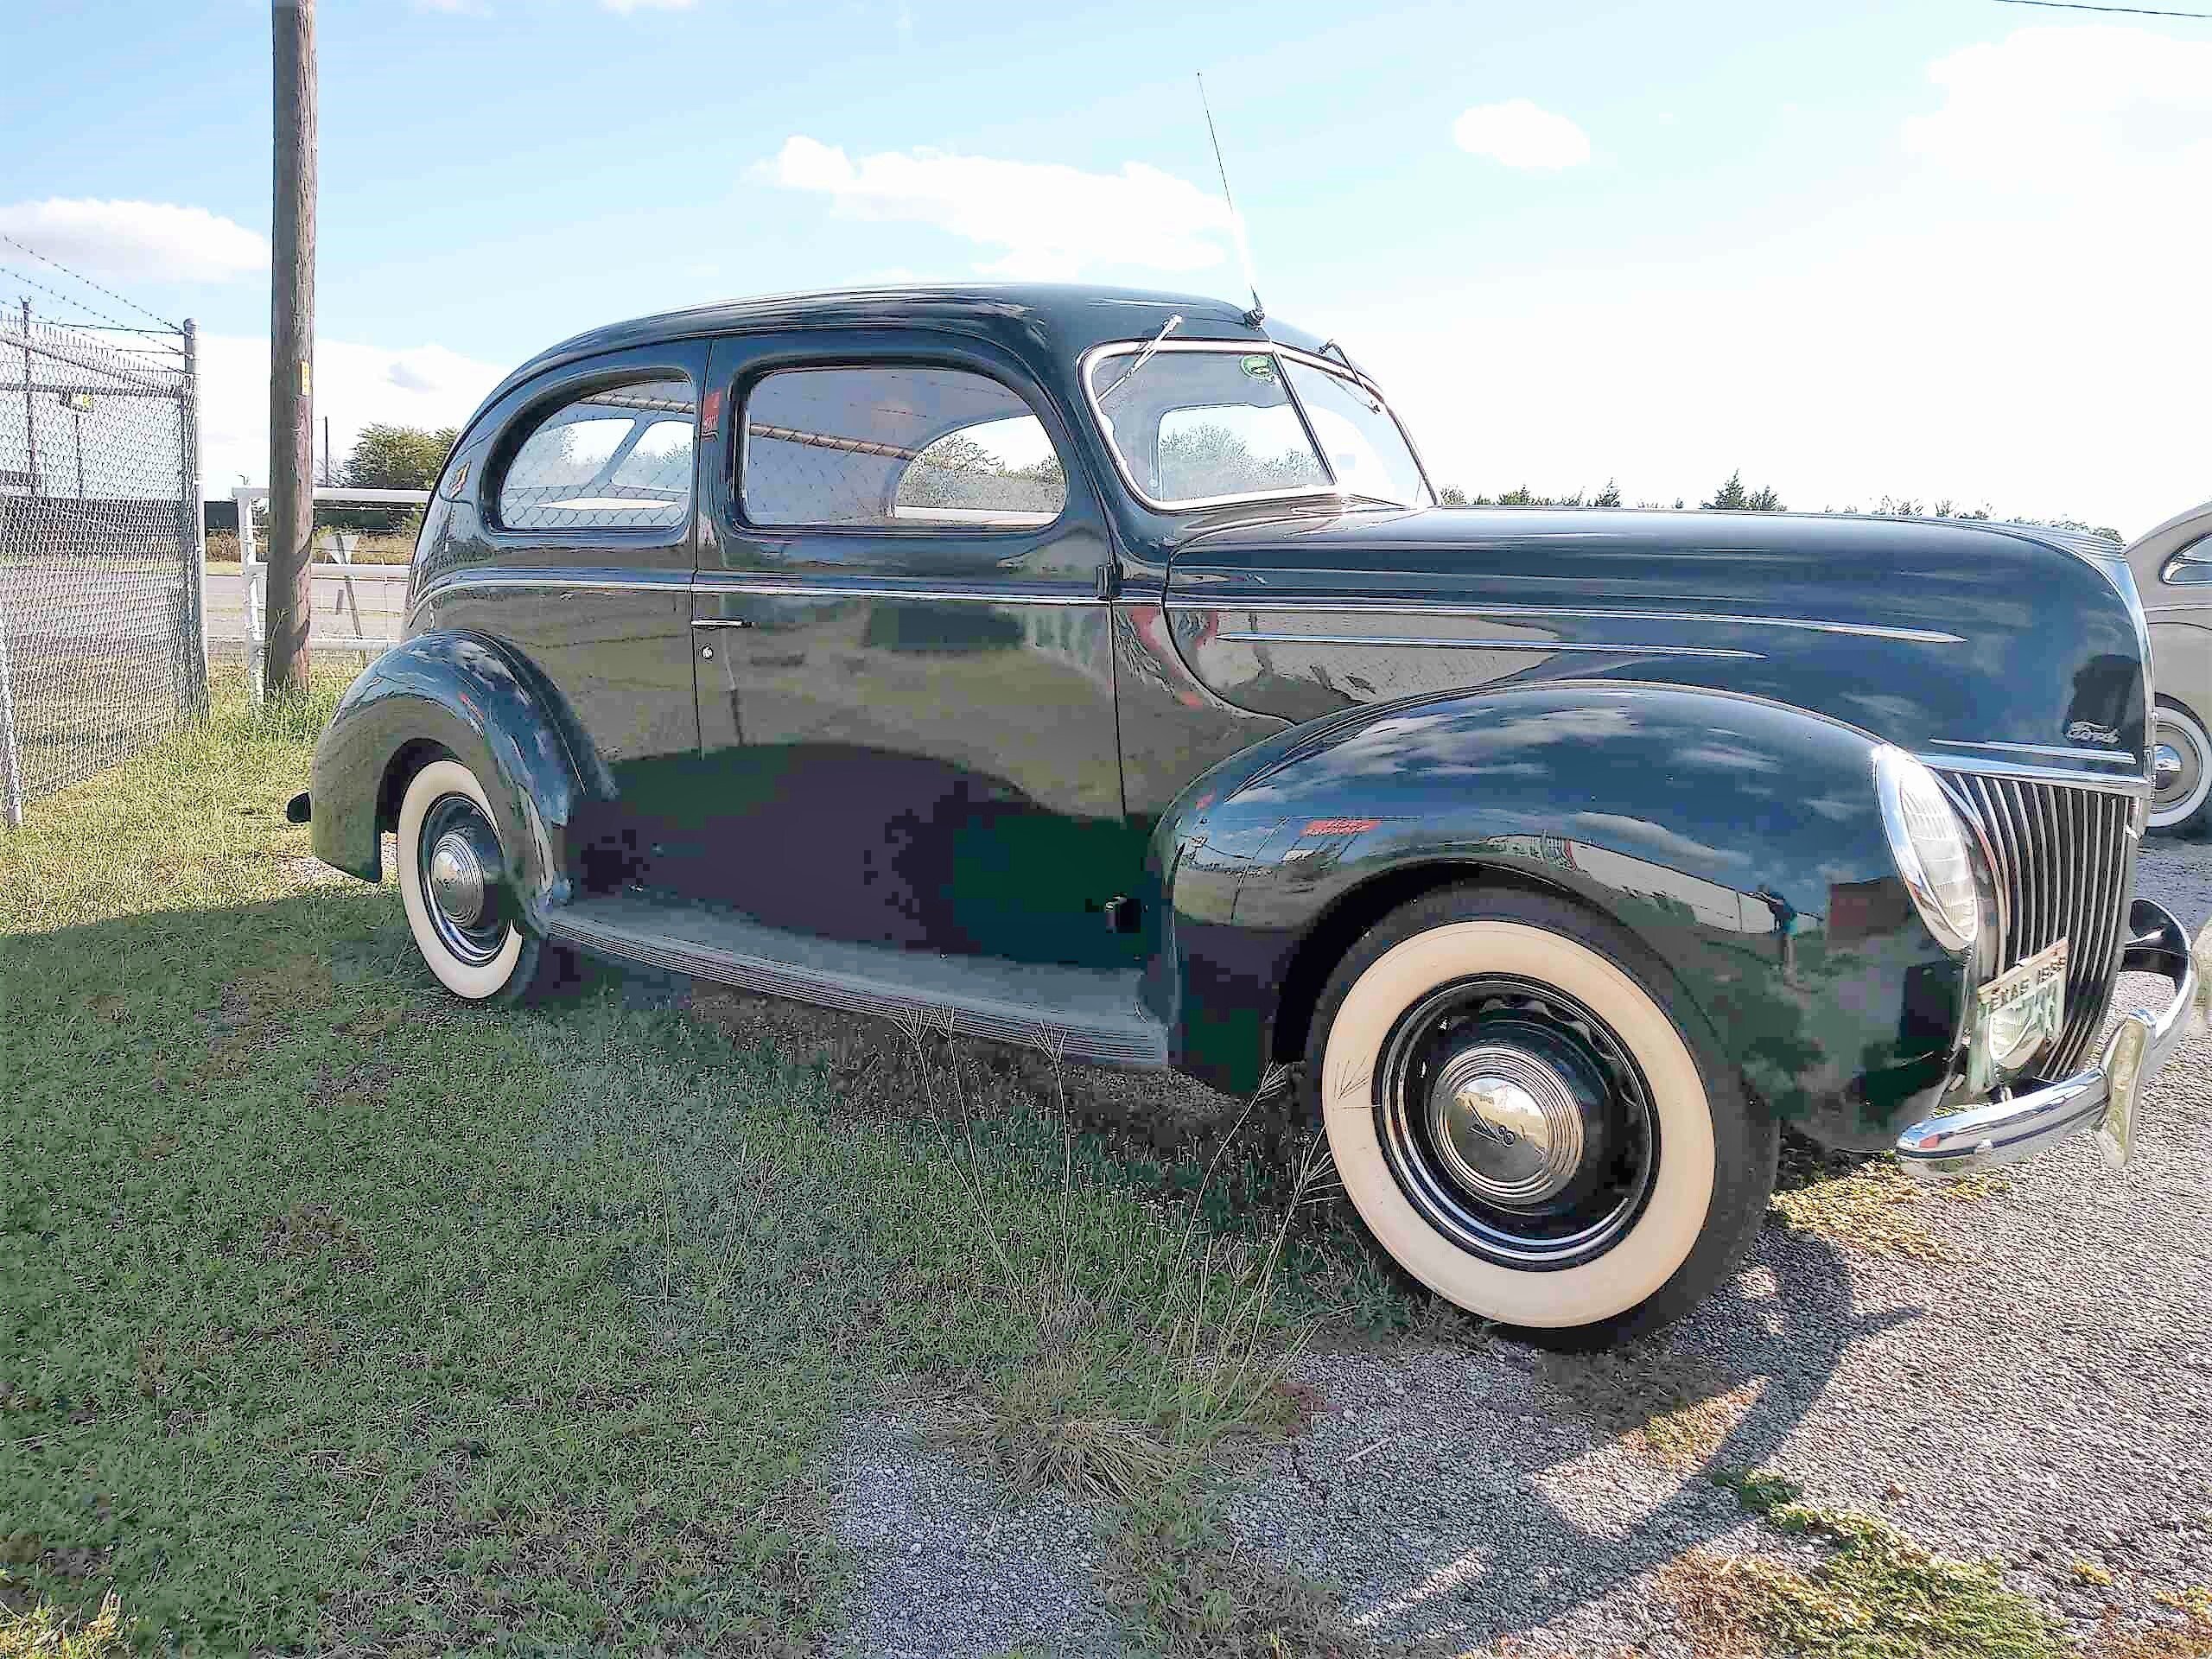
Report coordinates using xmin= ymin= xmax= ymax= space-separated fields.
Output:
xmin=308 ymin=631 xmax=606 ymax=928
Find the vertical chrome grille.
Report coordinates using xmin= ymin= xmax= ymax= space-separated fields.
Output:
xmin=1936 ymin=769 xmax=2139 ymax=1076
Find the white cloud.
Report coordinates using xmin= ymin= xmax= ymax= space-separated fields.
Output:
xmin=1902 ymin=24 xmax=2212 ymax=192
xmin=0 ymin=199 xmax=266 ymax=285
xmin=1452 ymin=100 xmax=1591 ymax=170
xmin=1341 ymin=25 xmax=2212 ymax=539
xmin=196 ymin=336 xmax=505 ymax=493
xmin=756 ymin=136 xmax=1232 ymax=280
xmin=601 ymin=0 xmax=696 ymax=10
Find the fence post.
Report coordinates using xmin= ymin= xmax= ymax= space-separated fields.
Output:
xmin=237 ymin=485 xmax=264 ymax=704
xmin=181 ymin=321 xmax=208 ymax=715
xmin=0 ymin=572 xmax=22 ymax=830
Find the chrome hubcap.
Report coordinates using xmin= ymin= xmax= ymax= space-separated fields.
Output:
xmin=416 ymin=793 xmax=507 ymax=965
xmin=1428 ymin=1045 xmax=1586 ymax=1206
xmin=2153 ymin=743 xmax=2183 ymax=791
xmin=429 ymin=831 xmax=488 ymax=926
xmin=1376 ymin=976 xmax=1658 ymax=1271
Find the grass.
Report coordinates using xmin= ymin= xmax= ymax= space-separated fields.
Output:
xmin=1769 ymin=1135 xmax=2011 ymax=1262
xmin=1686 ymin=1471 xmax=2212 ymax=1659
xmin=1675 ymin=1471 xmax=2062 ymax=1659
xmin=0 ymin=672 xmax=1405 ymax=1653
xmin=1096 ymin=1483 xmax=1379 ymax=1659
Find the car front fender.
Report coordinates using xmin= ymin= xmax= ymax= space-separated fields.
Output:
xmin=1141 ymin=680 xmax=1965 ymax=1148
xmin=308 ymin=632 xmax=607 ymax=928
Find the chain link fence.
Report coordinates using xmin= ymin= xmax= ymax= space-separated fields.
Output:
xmin=0 ymin=306 xmax=205 ymax=824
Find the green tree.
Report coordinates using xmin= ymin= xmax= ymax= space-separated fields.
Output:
xmin=342 ymin=423 xmax=459 ymax=491
xmin=1705 ymin=470 xmax=1784 ymax=512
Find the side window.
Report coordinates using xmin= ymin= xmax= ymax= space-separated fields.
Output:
xmin=2170 ymin=535 xmax=2212 ymax=586
xmin=742 ymin=365 xmax=1066 ymax=530
xmin=497 ymin=375 xmax=696 ymax=531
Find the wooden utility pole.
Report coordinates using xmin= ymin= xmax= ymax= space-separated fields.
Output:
xmin=264 ymin=0 xmax=316 ymax=696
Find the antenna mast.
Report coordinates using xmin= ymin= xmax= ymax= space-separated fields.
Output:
xmin=1197 ymin=73 xmax=1264 ymax=326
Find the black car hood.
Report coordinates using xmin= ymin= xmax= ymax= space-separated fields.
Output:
xmin=1160 ymin=506 xmax=2151 ymax=769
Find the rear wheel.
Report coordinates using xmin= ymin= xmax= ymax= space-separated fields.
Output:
xmin=396 ymin=758 xmax=568 ymax=1001
xmin=2149 ymin=697 xmax=2210 ymax=837
xmin=1303 ymin=885 xmax=1775 ymax=1349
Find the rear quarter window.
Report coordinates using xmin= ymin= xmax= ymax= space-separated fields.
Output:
xmin=496 ymin=376 xmax=696 ymax=531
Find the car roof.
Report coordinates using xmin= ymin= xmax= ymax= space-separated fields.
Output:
xmin=479 ymin=283 xmax=1329 ymax=418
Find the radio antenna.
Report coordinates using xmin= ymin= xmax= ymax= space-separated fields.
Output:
xmin=1198 ymin=73 xmax=1264 ymax=326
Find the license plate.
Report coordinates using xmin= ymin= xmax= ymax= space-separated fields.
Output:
xmin=1968 ymin=938 xmax=2069 ymax=1094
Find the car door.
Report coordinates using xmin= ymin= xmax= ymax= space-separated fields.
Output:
xmin=688 ymin=328 xmax=1137 ymax=969
xmin=417 ymin=340 xmax=706 ymax=890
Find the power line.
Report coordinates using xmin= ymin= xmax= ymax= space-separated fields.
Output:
xmin=0 ymin=231 xmax=182 ymax=334
xmin=1993 ymin=0 xmax=2212 ymax=17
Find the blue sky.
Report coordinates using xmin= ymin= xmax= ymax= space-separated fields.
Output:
xmin=5 ymin=0 xmax=2209 ymax=534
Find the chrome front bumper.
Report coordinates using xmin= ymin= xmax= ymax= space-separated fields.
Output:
xmin=1896 ymin=901 xmax=2210 ymax=1181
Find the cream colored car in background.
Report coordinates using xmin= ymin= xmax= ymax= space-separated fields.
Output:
xmin=2133 ymin=499 xmax=2212 ymax=836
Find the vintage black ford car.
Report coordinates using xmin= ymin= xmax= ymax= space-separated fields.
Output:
xmin=297 ymin=283 xmax=2208 ymax=1345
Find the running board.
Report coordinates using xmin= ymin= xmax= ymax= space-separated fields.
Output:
xmin=543 ymin=891 xmax=1169 ymax=1068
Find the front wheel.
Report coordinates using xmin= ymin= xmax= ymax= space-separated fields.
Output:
xmin=396 ymin=757 xmax=568 ymax=1002
xmin=2149 ymin=697 xmax=2211 ymax=838
xmin=1303 ymin=885 xmax=1775 ymax=1349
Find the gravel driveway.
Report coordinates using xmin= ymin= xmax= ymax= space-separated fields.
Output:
xmin=836 ymin=839 xmax=2212 ymax=1656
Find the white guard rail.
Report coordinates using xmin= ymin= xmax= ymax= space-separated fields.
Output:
xmin=232 ymin=485 xmax=428 ymax=702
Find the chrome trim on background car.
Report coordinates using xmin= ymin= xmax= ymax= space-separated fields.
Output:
xmin=1896 ymin=904 xmax=2208 ymax=1180
xmin=1211 ymin=629 xmax=1760 ymax=659
xmin=1164 ymin=596 xmax=1965 ymax=645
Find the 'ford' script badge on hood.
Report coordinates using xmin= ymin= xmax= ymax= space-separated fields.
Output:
xmin=2066 ymin=721 xmax=2121 ymax=746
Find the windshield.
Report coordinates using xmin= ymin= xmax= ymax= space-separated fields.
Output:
xmin=1085 ymin=343 xmax=1431 ymax=511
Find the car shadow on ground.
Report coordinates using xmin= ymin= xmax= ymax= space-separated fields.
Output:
xmin=1232 ymin=1218 xmax=1909 ymax=1647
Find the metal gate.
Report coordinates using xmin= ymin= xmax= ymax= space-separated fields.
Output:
xmin=0 ymin=308 xmax=206 ymax=825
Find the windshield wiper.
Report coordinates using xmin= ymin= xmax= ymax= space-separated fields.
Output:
xmin=1096 ymin=314 xmax=1183 ymax=404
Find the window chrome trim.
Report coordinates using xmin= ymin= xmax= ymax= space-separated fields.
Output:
xmin=1162 ymin=596 xmax=1964 ymax=645
xmin=1933 ymin=737 xmax=2139 ymax=766
xmin=1077 ymin=338 xmax=1433 ymax=514
xmin=1916 ymin=750 xmax=2152 ymax=796
xmin=1210 ymin=629 xmax=1758 ymax=659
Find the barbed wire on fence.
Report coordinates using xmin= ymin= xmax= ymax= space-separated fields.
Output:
xmin=0 ymin=230 xmax=185 ymax=335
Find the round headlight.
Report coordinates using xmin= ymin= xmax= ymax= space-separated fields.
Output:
xmin=1872 ymin=747 xmax=1980 ymax=954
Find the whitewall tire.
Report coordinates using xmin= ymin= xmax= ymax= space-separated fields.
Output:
xmin=2149 ymin=699 xmax=2211 ymax=837
xmin=397 ymin=758 xmax=546 ymax=1001
xmin=1304 ymin=885 xmax=1775 ymax=1348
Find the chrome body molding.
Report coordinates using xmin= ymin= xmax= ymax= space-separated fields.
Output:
xmin=1210 ymin=629 xmax=1759 ymax=659
xmin=1161 ymin=597 xmax=1965 ymax=645
xmin=1896 ymin=904 xmax=2209 ymax=1179
xmin=409 ymin=568 xmax=692 ymax=618
xmin=1916 ymin=750 xmax=2153 ymax=796
xmin=1934 ymin=737 xmax=2139 ymax=767
xmin=690 ymin=576 xmax=1105 ymax=606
